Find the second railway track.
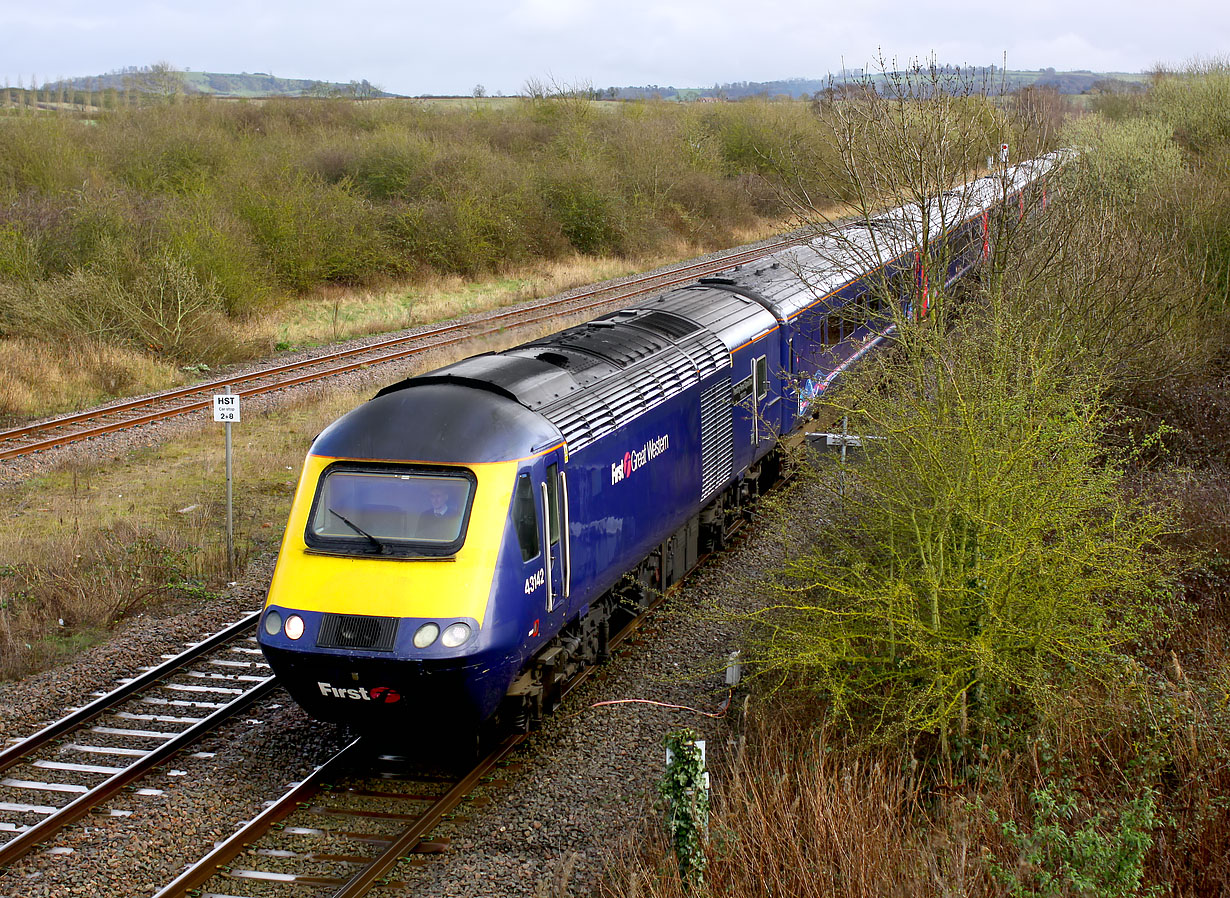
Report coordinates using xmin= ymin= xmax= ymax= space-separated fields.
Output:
xmin=0 ymin=236 xmax=806 ymax=462
xmin=0 ymin=613 xmax=272 ymax=870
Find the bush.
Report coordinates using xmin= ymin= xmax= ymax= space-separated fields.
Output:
xmin=538 ymin=162 xmax=628 ymax=255
xmin=749 ymin=302 xmax=1171 ymax=751
xmin=1061 ymin=114 xmax=1186 ymax=209
xmin=234 ymin=170 xmax=401 ymax=289
xmin=0 ymin=252 xmax=253 ymax=364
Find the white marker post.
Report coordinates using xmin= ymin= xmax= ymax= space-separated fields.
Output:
xmin=213 ymin=388 xmax=241 ymax=574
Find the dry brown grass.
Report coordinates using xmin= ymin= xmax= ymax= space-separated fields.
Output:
xmin=608 ymin=654 xmax=1230 ymax=898
xmin=0 ymin=337 xmax=183 ymax=423
xmin=263 ymin=225 xmax=781 ymax=349
xmin=607 ymin=702 xmax=1011 ymax=898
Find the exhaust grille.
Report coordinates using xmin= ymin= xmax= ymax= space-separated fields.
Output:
xmin=317 ymin=614 xmax=399 ymax=651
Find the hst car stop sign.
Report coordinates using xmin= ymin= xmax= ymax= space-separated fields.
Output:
xmin=213 ymin=393 xmax=241 ymax=422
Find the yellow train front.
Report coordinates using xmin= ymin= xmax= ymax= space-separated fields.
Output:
xmin=257 ymin=379 xmax=564 ymax=730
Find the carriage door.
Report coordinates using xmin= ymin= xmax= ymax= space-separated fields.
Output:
xmin=540 ymin=451 xmax=570 ymax=615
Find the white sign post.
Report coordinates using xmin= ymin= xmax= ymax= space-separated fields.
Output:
xmin=1000 ymin=142 xmax=1010 ymax=165
xmin=213 ymin=389 xmax=241 ymax=574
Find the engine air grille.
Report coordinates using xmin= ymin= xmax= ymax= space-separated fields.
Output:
xmin=317 ymin=614 xmax=399 ymax=652
xmin=700 ymin=378 xmax=734 ymax=501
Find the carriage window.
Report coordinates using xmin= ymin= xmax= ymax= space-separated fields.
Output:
xmin=827 ymin=314 xmax=843 ymax=344
xmin=755 ymin=357 xmax=768 ymax=400
xmin=513 ymin=472 xmax=540 ymax=561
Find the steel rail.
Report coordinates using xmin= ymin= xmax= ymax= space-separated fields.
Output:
xmin=0 ymin=237 xmax=806 ymax=461
xmin=148 ymin=737 xmax=368 ymax=898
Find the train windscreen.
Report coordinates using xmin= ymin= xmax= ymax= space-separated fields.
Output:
xmin=306 ymin=467 xmax=476 ymax=555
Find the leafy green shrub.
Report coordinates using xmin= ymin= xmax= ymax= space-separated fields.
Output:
xmin=748 ymin=300 xmax=1171 ymax=750
xmin=157 ymin=203 xmax=276 ymax=316
xmin=0 ymin=223 xmax=40 ymax=281
xmin=0 ymin=117 xmax=90 ymax=194
xmin=345 ymin=132 xmax=437 ymax=199
xmin=0 ymin=252 xmax=251 ymax=363
xmin=1062 ymin=115 xmax=1186 ymax=209
xmin=538 ymin=163 xmax=628 ymax=255
xmin=1148 ymin=63 xmax=1230 ymax=155
xmin=983 ymin=782 xmax=1159 ymax=898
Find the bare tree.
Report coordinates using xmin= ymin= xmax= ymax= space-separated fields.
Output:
xmin=133 ymin=61 xmax=187 ymax=104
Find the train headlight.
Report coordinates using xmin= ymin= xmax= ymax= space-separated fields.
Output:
xmin=441 ymin=622 xmax=472 ymax=648
xmin=263 ymin=609 xmax=283 ymax=636
xmin=413 ymin=622 xmax=440 ymax=648
xmin=285 ymin=614 xmax=305 ymax=641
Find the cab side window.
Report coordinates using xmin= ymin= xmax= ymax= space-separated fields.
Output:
xmin=513 ymin=472 xmax=540 ymax=561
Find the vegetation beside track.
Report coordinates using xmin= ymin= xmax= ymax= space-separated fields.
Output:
xmin=612 ymin=62 xmax=1230 ymax=898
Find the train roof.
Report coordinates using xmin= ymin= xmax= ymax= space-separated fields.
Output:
xmin=375 ymin=300 xmax=743 ymax=453
xmin=311 ymin=383 xmax=562 ymax=464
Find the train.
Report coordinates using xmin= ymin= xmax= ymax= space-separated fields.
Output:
xmin=257 ymin=153 xmax=1065 ymax=734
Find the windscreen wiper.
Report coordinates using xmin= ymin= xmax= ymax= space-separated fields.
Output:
xmin=328 ymin=507 xmax=389 ymax=554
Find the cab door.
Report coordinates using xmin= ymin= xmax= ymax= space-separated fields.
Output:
xmin=750 ymin=351 xmax=778 ymax=451
xmin=540 ymin=449 xmax=570 ymax=617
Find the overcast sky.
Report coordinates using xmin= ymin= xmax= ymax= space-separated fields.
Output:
xmin=2 ymin=0 xmax=1227 ymax=95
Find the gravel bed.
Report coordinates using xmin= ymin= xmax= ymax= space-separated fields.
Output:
xmin=369 ymin=528 xmax=775 ymax=898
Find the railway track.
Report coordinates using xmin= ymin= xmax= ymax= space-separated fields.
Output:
xmin=0 ymin=612 xmax=272 ymax=869
xmin=0 ymin=236 xmax=806 ymax=462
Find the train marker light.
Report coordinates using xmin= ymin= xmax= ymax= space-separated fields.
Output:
xmin=263 ymin=609 xmax=283 ymax=636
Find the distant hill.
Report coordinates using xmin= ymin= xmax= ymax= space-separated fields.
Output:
xmin=50 ymin=67 xmax=397 ymax=99
xmin=609 ymin=68 xmax=1147 ymax=101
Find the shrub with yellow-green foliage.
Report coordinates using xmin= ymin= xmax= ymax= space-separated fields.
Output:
xmin=750 ymin=296 xmax=1172 ymax=751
